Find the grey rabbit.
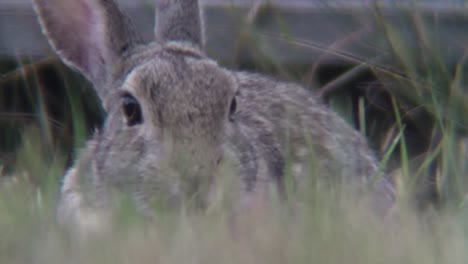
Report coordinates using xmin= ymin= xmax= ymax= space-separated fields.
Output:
xmin=32 ymin=0 xmax=395 ymax=233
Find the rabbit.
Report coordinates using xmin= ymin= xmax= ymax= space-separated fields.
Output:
xmin=32 ymin=0 xmax=395 ymax=234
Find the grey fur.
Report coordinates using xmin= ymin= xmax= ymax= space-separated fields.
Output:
xmin=155 ymin=0 xmax=205 ymax=48
xmin=32 ymin=0 xmax=395 ymax=233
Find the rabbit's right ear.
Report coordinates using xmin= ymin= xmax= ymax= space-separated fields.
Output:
xmin=155 ymin=0 xmax=204 ymax=48
xmin=32 ymin=0 xmax=142 ymax=98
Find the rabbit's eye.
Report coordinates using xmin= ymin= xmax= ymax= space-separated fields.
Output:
xmin=229 ymin=97 xmax=237 ymax=121
xmin=122 ymin=93 xmax=143 ymax=126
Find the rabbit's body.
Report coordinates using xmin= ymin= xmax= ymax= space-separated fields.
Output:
xmin=33 ymin=0 xmax=395 ymax=233
xmin=224 ymin=71 xmax=394 ymax=212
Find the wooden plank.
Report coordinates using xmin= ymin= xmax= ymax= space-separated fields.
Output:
xmin=0 ymin=0 xmax=467 ymax=65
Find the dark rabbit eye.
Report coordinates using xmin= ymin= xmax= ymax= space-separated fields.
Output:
xmin=229 ymin=97 xmax=237 ymax=121
xmin=122 ymin=93 xmax=143 ymax=126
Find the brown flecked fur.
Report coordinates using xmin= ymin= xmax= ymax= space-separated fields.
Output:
xmin=32 ymin=0 xmax=395 ymax=234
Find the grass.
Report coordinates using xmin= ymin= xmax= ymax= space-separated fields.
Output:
xmin=1 ymin=1 xmax=468 ymax=263
xmin=1 ymin=157 xmax=468 ymax=264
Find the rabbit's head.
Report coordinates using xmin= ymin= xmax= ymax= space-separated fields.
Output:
xmin=33 ymin=0 xmax=237 ymax=208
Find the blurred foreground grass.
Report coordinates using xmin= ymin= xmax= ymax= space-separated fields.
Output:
xmin=1 ymin=140 xmax=468 ymax=264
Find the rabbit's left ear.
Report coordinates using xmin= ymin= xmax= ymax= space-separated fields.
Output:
xmin=155 ymin=0 xmax=204 ymax=49
xmin=33 ymin=0 xmax=142 ymax=98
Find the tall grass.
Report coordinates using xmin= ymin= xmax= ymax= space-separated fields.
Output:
xmin=1 ymin=1 xmax=468 ymax=263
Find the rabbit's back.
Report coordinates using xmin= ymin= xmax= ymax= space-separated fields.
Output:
xmin=228 ymin=72 xmax=394 ymax=211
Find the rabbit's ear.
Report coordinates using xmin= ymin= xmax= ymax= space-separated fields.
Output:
xmin=155 ymin=0 xmax=204 ymax=49
xmin=33 ymin=0 xmax=142 ymax=94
